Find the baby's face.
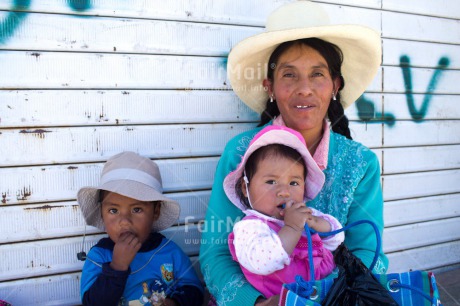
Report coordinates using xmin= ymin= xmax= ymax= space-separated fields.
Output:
xmin=101 ymin=192 xmax=160 ymax=244
xmin=243 ymin=155 xmax=305 ymax=219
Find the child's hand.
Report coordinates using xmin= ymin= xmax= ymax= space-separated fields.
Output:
xmin=280 ymin=200 xmax=312 ymax=231
xmin=110 ymin=231 xmax=142 ymax=271
xmin=281 ymin=201 xmax=332 ymax=233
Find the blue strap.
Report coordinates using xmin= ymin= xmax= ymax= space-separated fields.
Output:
xmin=304 ymin=219 xmax=381 ymax=278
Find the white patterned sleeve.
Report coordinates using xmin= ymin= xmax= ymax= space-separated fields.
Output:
xmin=311 ymin=208 xmax=345 ymax=251
xmin=232 ymin=219 xmax=290 ymax=275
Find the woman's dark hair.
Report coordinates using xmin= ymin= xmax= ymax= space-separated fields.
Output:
xmin=259 ymin=38 xmax=352 ymax=140
xmin=235 ymin=144 xmax=307 ymax=209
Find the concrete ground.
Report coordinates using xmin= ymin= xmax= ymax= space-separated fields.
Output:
xmin=436 ymin=267 xmax=460 ymax=306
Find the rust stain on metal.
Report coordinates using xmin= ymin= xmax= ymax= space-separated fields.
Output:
xmin=25 ymin=204 xmax=64 ymax=211
xmin=19 ymin=129 xmax=52 ymax=139
xmin=17 ymin=187 xmax=32 ymax=201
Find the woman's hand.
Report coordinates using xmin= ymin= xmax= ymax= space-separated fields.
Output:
xmin=110 ymin=231 xmax=142 ymax=271
xmin=255 ymin=295 xmax=280 ymax=305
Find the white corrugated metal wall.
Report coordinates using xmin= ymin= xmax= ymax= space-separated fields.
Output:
xmin=0 ymin=0 xmax=459 ymax=304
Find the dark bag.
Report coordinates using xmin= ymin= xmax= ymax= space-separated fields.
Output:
xmin=279 ymin=220 xmax=442 ymax=306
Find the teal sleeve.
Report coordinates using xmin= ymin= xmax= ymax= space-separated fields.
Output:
xmin=199 ymin=127 xmax=265 ymax=305
xmin=344 ymin=149 xmax=389 ymax=273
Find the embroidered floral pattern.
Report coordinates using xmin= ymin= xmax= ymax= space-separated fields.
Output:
xmin=203 ymin=264 xmax=247 ymax=305
xmin=308 ymin=133 xmax=369 ymax=226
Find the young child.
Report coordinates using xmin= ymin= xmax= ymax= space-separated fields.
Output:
xmin=224 ymin=126 xmax=345 ymax=298
xmin=77 ymin=151 xmax=204 ymax=306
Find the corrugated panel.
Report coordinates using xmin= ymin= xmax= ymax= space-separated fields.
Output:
xmin=383 ymin=217 xmax=460 ymax=252
xmin=0 ymin=157 xmax=218 ymax=205
xmin=0 ymin=272 xmax=81 ymax=306
xmin=0 ymin=123 xmax=255 ymax=166
xmin=383 ymin=145 xmax=460 ymax=174
xmin=0 ymin=12 xmax=260 ymax=55
xmin=384 ymin=66 xmax=458 ymax=94
xmin=384 ymin=194 xmax=460 ymax=227
xmin=383 ymin=40 xmax=460 ymax=69
xmin=382 ymin=10 xmax=460 ymax=44
xmin=383 ymin=121 xmax=460 ymax=147
xmin=0 ymin=0 xmax=291 ymax=26
xmin=384 ymin=94 xmax=460 ymax=120
xmin=0 ymin=90 xmax=258 ymax=128
xmin=0 ymin=225 xmax=201 ymax=281
xmin=383 ymin=169 xmax=460 ymax=201
xmin=315 ymin=0 xmax=381 ymax=8
xmin=387 ymin=240 xmax=460 ymax=272
xmin=1 ymin=190 xmax=209 ymax=243
xmin=383 ymin=0 xmax=460 ymax=19
xmin=0 ymin=51 xmax=230 ymax=89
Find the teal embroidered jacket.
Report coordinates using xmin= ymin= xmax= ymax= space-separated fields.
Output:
xmin=199 ymin=123 xmax=388 ymax=305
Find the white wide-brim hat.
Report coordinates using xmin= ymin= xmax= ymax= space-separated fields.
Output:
xmin=223 ymin=126 xmax=325 ymax=211
xmin=228 ymin=0 xmax=381 ymax=113
xmin=77 ymin=151 xmax=180 ymax=232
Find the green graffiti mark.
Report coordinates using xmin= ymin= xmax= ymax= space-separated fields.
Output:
xmin=67 ymin=0 xmax=92 ymax=12
xmin=400 ymin=55 xmax=450 ymax=121
xmin=0 ymin=0 xmax=91 ymax=44
xmin=357 ymin=55 xmax=450 ymax=125
xmin=356 ymin=95 xmax=395 ymax=127
xmin=0 ymin=0 xmax=31 ymax=44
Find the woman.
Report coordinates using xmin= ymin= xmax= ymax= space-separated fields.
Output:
xmin=199 ymin=1 xmax=388 ymax=305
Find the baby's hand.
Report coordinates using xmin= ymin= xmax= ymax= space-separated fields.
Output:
xmin=280 ymin=201 xmax=312 ymax=231
xmin=110 ymin=231 xmax=142 ymax=271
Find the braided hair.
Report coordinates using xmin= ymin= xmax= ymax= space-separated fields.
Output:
xmin=258 ymin=38 xmax=352 ymax=140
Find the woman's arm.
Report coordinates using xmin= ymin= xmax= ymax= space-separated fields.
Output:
xmin=345 ymin=150 xmax=388 ymax=273
xmin=199 ymin=127 xmax=266 ymax=305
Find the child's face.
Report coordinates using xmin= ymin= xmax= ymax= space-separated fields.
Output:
xmin=242 ymin=154 xmax=305 ymax=219
xmin=101 ymin=191 xmax=161 ymax=244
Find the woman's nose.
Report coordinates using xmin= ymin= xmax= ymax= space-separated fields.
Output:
xmin=296 ymin=76 xmax=313 ymax=96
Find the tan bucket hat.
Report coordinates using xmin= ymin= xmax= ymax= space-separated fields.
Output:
xmin=227 ymin=0 xmax=381 ymax=113
xmin=77 ymin=151 xmax=180 ymax=232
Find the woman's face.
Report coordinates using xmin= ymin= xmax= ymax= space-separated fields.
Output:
xmin=265 ymin=44 xmax=340 ymax=136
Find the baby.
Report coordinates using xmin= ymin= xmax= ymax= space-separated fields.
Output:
xmin=225 ymin=126 xmax=344 ymax=298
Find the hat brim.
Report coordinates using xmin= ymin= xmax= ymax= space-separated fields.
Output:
xmin=77 ymin=180 xmax=180 ymax=232
xmin=228 ymin=24 xmax=381 ymax=113
xmin=223 ymin=126 xmax=325 ymax=211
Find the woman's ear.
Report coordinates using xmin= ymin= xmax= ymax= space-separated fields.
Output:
xmin=263 ymin=78 xmax=273 ymax=96
xmin=333 ymin=76 xmax=342 ymax=93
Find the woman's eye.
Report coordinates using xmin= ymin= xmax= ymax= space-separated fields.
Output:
xmin=283 ymin=72 xmax=295 ymax=78
xmin=132 ymin=207 xmax=143 ymax=213
xmin=290 ymin=181 xmax=300 ymax=186
xmin=312 ymin=72 xmax=324 ymax=77
xmin=108 ymin=208 xmax=117 ymax=214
